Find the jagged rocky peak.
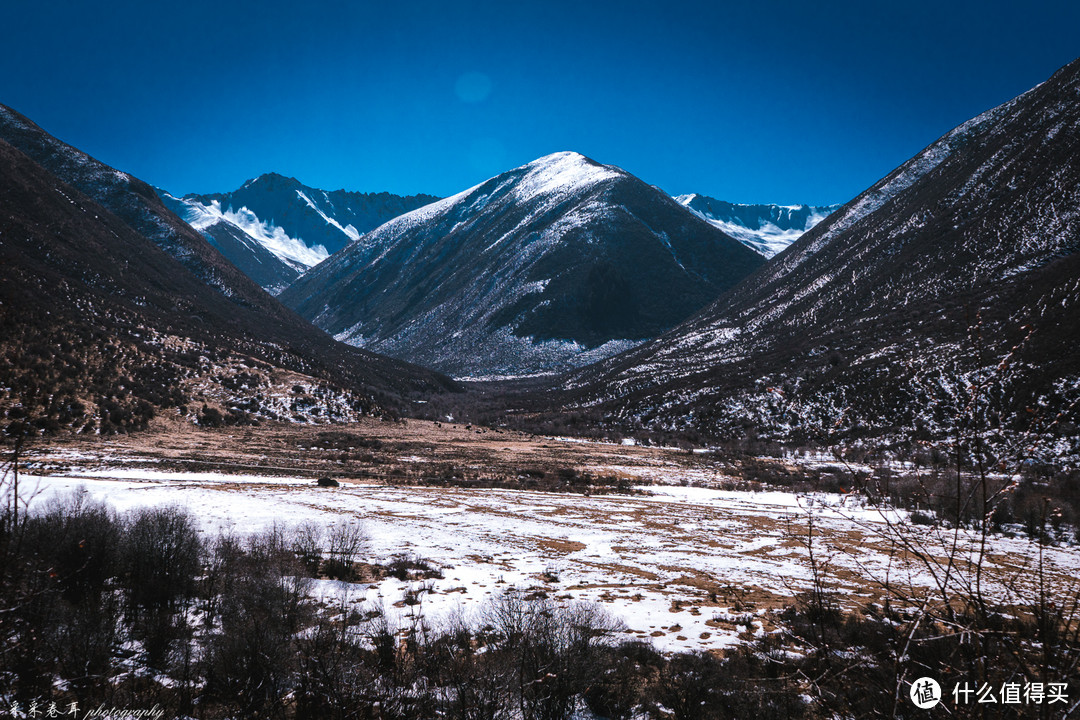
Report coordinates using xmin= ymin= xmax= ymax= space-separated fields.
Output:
xmin=241 ymin=171 xmax=301 ymax=189
xmin=158 ymin=173 xmax=441 ymax=294
xmin=673 ymin=193 xmax=840 ymax=257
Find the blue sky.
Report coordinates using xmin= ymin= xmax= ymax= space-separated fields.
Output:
xmin=3 ymin=0 xmax=1078 ymax=205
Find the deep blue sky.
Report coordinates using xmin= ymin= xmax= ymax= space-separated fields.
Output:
xmin=3 ymin=0 xmax=1078 ymax=205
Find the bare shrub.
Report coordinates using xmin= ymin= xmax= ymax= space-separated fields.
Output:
xmin=325 ymin=521 xmax=367 ymax=580
xmin=385 ymin=552 xmax=443 ymax=581
xmin=291 ymin=521 xmax=324 ymax=576
xmin=1 ymin=489 xmax=125 ymax=700
xmin=203 ymin=527 xmax=313 ymax=719
xmin=484 ymin=589 xmax=625 ymax=720
xmin=122 ymin=505 xmax=201 ymax=612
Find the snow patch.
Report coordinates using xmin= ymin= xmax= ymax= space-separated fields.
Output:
xmin=174 ymin=197 xmax=328 ymax=269
xmin=296 ymin=190 xmax=362 ymax=241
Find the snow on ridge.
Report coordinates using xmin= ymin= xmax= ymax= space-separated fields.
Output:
xmin=800 ymin=83 xmax=1039 ymax=260
xmin=177 ymin=197 xmax=328 ymax=269
xmin=678 ymin=195 xmax=822 ymax=214
xmin=689 ymin=213 xmax=807 ymax=258
xmin=674 ymin=196 xmax=837 ymax=258
xmin=0 ymin=104 xmax=38 ymax=135
xmin=329 ymin=185 xmax=482 ymax=271
xmin=511 ymin=151 xmax=622 ymax=203
xmin=296 ymin=190 xmax=361 ymax=241
xmin=802 ymin=145 xmax=953 ymax=257
xmin=354 ymin=180 xmax=487 ymax=246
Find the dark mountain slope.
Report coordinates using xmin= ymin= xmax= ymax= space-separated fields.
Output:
xmin=0 ymin=137 xmax=455 ymax=433
xmin=566 ymin=57 xmax=1080 ymax=456
xmin=281 ymin=152 xmax=764 ymax=378
xmin=0 ymin=104 xmax=293 ymax=314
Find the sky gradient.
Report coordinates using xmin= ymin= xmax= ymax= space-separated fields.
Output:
xmin=3 ymin=0 xmax=1079 ymax=206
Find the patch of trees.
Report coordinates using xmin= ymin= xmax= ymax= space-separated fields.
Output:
xmin=197 ymin=404 xmax=259 ymax=428
xmin=312 ymin=431 xmax=384 ymax=451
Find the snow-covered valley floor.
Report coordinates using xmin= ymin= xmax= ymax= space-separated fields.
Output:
xmin=21 ymin=462 xmax=1080 ymax=655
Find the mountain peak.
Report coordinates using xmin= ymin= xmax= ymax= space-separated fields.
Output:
xmin=281 ymin=153 xmax=763 ymax=377
xmin=240 ymin=172 xmax=302 ymax=191
xmin=161 ymin=174 xmax=441 ymax=293
xmin=526 ymin=150 xmax=593 ymax=166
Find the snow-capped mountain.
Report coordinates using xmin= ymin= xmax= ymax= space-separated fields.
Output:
xmin=280 ymin=151 xmax=764 ymax=378
xmin=566 ymin=57 xmax=1080 ymax=451
xmin=160 ymin=175 xmax=439 ymax=294
xmin=673 ymin=195 xmax=839 ymax=257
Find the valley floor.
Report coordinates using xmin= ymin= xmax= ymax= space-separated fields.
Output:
xmin=16 ymin=419 xmax=1080 ymax=656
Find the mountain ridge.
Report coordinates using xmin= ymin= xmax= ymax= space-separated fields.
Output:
xmin=0 ymin=103 xmax=280 ymax=310
xmin=562 ymin=56 xmax=1080 ymax=455
xmin=0 ymin=108 xmax=457 ymax=433
xmin=186 ymin=172 xmax=440 ymax=255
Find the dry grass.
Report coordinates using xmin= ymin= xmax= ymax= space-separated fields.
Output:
xmin=28 ymin=415 xmax=731 ymax=487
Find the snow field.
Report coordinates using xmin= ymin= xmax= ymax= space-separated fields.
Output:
xmin=20 ymin=468 xmax=1080 ymax=654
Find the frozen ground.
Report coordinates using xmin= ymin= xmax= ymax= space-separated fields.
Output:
xmin=18 ymin=467 xmax=1080 ymax=654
